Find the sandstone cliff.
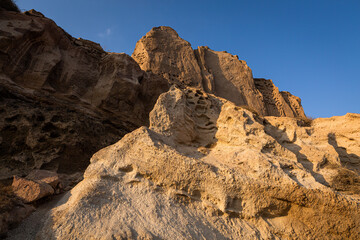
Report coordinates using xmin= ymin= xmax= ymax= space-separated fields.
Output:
xmin=132 ymin=26 xmax=306 ymax=118
xmin=0 ymin=10 xmax=169 ymax=179
xmin=2 ymin=8 xmax=359 ymax=240
xmin=34 ymin=87 xmax=360 ymax=239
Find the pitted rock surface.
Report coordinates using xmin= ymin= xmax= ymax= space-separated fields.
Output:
xmin=36 ymin=87 xmax=360 ymax=239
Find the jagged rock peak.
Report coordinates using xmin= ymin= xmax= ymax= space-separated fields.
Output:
xmin=132 ymin=26 xmax=202 ymax=88
xmin=132 ymin=26 xmax=306 ymax=118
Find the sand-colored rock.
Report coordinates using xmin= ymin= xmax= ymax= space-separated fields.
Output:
xmin=0 ymin=183 xmax=34 ymax=238
xmin=132 ymin=26 xmax=203 ymax=88
xmin=254 ymin=78 xmax=306 ymax=118
xmin=36 ymin=87 xmax=360 ymax=239
xmin=0 ymin=11 xmax=169 ymax=127
xmin=12 ymin=176 xmax=54 ymax=203
xmin=195 ymin=46 xmax=267 ymax=115
xmin=133 ymin=26 xmax=305 ymax=118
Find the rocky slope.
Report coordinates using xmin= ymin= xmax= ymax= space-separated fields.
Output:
xmin=132 ymin=26 xmax=306 ymax=118
xmin=34 ymin=87 xmax=359 ymax=239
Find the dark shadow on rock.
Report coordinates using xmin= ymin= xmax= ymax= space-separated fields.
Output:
xmin=264 ymin=122 xmax=329 ymax=187
xmin=328 ymin=133 xmax=360 ymax=173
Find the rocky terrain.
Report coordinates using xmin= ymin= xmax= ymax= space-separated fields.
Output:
xmin=1 ymin=5 xmax=359 ymax=240
xmin=34 ymin=87 xmax=360 ymax=239
xmin=132 ymin=26 xmax=306 ymax=118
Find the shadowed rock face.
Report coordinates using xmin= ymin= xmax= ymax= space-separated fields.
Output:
xmin=0 ymin=10 xmax=169 ymax=179
xmin=36 ymin=87 xmax=360 ymax=239
xmin=133 ymin=26 xmax=306 ymax=118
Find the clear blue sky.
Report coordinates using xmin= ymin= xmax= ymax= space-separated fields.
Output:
xmin=16 ymin=0 xmax=360 ymax=118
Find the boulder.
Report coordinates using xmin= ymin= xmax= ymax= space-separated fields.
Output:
xmin=12 ymin=176 xmax=54 ymax=203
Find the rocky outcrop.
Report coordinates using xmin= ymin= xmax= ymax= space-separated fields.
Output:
xmin=254 ymin=78 xmax=306 ymax=118
xmin=195 ymin=46 xmax=266 ymax=115
xmin=132 ymin=26 xmax=306 ymax=118
xmin=0 ymin=10 xmax=169 ymax=127
xmin=0 ymin=10 xmax=169 ymax=179
xmin=36 ymin=87 xmax=360 ymax=239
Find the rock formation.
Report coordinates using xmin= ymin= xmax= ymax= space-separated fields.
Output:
xmin=254 ymin=78 xmax=306 ymax=118
xmin=0 ymin=10 xmax=169 ymax=179
xmin=1 ymin=6 xmax=359 ymax=240
xmin=132 ymin=26 xmax=306 ymax=118
xmin=35 ymin=87 xmax=360 ymax=239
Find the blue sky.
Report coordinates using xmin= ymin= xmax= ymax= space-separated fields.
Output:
xmin=16 ymin=0 xmax=360 ymax=118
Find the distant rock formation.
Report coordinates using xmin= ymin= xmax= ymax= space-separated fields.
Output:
xmin=36 ymin=87 xmax=360 ymax=239
xmin=132 ymin=26 xmax=306 ymax=118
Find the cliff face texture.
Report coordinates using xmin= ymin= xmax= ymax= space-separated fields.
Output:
xmin=1 ymin=7 xmax=359 ymax=240
xmin=35 ymin=87 xmax=360 ymax=239
xmin=0 ymin=10 xmax=169 ymax=179
xmin=132 ymin=26 xmax=306 ymax=117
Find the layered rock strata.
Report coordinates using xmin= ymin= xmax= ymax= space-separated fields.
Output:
xmin=36 ymin=87 xmax=360 ymax=239
xmin=132 ymin=26 xmax=306 ymax=118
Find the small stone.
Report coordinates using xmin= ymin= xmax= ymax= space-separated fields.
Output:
xmin=12 ymin=176 xmax=54 ymax=203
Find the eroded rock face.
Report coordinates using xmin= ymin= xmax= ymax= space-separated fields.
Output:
xmin=37 ymin=87 xmax=360 ymax=239
xmin=132 ymin=26 xmax=203 ymax=88
xmin=0 ymin=10 xmax=169 ymax=179
xmin=133 ymin=26 xmax=306 ymax=118
xmin=0 ymin=11 xmax=169 ymax=127
xmin=195 ymin=46 xmax=267 ymax=115
xmin=254 ymin=78 xmax=306 ymax=118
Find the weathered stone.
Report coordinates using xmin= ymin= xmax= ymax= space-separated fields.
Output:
xmin=37 ymin=87 xmax=360 ymax=239
xmin=132 ymin=26 xmax=203 ymax=88
xmin=0 ymin=11 xmax=169 ymax=179
xmin=12 ymin=176 xmax=54 ymax=203
xmin=132 ymin=26 xmax=306 ymax=118
xmin=26 ymin=170 xmax=59 ymax=188
xmin=195 ymin=46 xmax=267 ymax=115
xmin=254 ymin=78 xmax=306 ymax=118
